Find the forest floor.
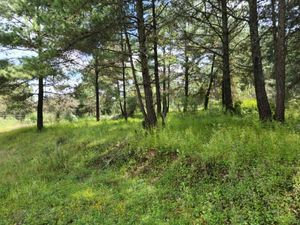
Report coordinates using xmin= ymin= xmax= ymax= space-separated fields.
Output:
xmin=0 ymin=111 xmax=300 ymax=225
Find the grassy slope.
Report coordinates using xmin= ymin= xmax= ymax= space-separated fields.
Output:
xmin=0 ymin=118 xmax=31 ymax=133
xmin=0 ymin=112 xmax=299 ymax=225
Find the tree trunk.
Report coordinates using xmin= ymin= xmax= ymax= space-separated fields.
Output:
xmin=183 ymin=38 xmax=189 ymax=113
xmin=121 ymin=33 xmax=128 ymax=121
xmin=274 ymin=0 xmax=286 ymax=122
xmin=95 ymin=55 xmax=100 ymax=122
xmin=248 ymin=0 xmax=272 ymax=121
xmin=152 ymin=0 xmax=162 ymax=117
xmin=124 ymin=27 xmax=148 ymax=122
xmin=117 ymin=80 xmax=125 ymax=117
xmin=136 ymin=0 xmax=157 ymax=127
xmin=271 ymin=0 xmax=278 ymax=79
xmin=167 ymin=63 xmax=171 ymax=113
xmin=204 ymin=53 xmax=216 ymax=110
xmin=162 ymin=47 xmax=168 ymax=118
xmin=221 ymin=0 xmax=234 ymax=112
xmin=37 ymin=76 xmax=44 ymax=131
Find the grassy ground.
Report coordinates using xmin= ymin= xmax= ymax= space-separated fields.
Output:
xmin=0 ymin=118 xmax=32 ymax=133
xmin=0 ymin=112 xmax=299 ymax=225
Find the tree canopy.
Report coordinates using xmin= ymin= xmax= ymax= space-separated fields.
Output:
xmin=0 ymin=0 xmax=299 ymax=128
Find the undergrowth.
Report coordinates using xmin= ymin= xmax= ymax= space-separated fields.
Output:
xmin=0 ymin=112 xmax=299 ymax=224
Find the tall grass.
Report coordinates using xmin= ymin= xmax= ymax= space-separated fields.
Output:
xmin=0 ymin=111 xmax=299 ymax=224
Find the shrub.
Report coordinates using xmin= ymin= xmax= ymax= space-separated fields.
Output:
xmin=64 ymin=112 xmax=78 ymax=122
xmin=241 ymin=99 xmax=257 ymax=114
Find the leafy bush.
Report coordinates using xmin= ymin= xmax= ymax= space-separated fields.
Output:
xmin=127 ymin=96 xmax=137 ymax=117
xmin=64 ymin=112 xmax=78 ymax=122
xmin=241 ymin=99 xmax=257 ymax=114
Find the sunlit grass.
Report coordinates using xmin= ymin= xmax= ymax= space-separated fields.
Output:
xmin=0 ymin=118 xmax=32 ymax=133
xmin=0 ymin=111 xmax=299 ymax=224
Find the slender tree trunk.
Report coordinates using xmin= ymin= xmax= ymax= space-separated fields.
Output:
xmin=36 ymin=14 xmax=43 ymax=131
xmin=37 ymin=76 xmax=44 ymax=131
xmin=95 ymin=72 xmax=100 ymax=122
xmin=274 ymin=0 xmax=286 ymax=122
xmin=121 ymin=33 xmax=128 ymax=121
xmin=248 ymin=0 xmax=272 ymax=121
xmin=152 ymin=0 xmax=162 ymax=117
xmin=183 ymin=38 xmax=189 ymax=113
xmin=204 ymin=53 xmax=216 ymax=110
xmin=162 ymin=47 xmax=168 ymax=118
xmin=117 ymin=80 xmax=125 ymax=116
xmin=136 ymin=0 xmax=157 ymax=127
xmin=95 ymin=55 xmax=100 ymax=122
xmin=124 ymin=28 xmax=148 ymax=122
xmin=167 ymin=63 xmax=171 ymax=113
xmin=271 ymin=0 xmax=278 ymax=79
xmin=161 ymin=47 xmax=167 ymax=127
xmin=221 ymin=0 xmax=234 ymax=112
xmin=122 ymin=68 xmax=127 ymax=121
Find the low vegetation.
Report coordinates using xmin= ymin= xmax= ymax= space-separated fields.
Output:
xmin=1 ymin=111 xmax=299 ymax=224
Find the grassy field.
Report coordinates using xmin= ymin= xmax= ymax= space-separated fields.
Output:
xmin=0 ymin=112 xmax=299 ymax=224
xmin=0 ymin=118 xmax=32 ymax=133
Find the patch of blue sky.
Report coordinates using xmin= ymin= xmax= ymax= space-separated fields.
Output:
xmin=0 ymin=47 xmax=37 ymax=64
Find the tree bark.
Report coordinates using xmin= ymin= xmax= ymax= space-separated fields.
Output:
xmin=136 ymin=0 xmax=157 ymax=127
xmin=121 ymin=33 xmax=128 ymax=121
xmin=271 ymin=0 xmax=278 ymax=79
xmin=204 ymin=53 xmax=216 ymax=110
xmin=274 ymin=0 xmax=286 ymax=122
xmin=167 ymin=63 xmax=171 ymax=113
xmin=117 ymin=80 xmax=125 ymax=117
xmin=162 ymin=47 xmax=168 ymax=118
xmin=94 ymin=54 xmax=100 ymax=122
xmin=183 ymin=37 xmax=189 ymax=113
xmin=221 ymin=0 xmax=234 ymax=112
xmin=37 ymin=76 xmax=44 ymax=131
xmin=248 ymin=0 xmax=272 ymax=121
xmin=152 ymin=0 xmax=162 ymax=117
xmin=124 ymin=27 xmax=148 ymax=122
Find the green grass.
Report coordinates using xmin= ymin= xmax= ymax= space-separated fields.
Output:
xmin=0 ymin=118 xmax=32 ymax=133
xmin=0 ymin=112 xmax=299 ymax=224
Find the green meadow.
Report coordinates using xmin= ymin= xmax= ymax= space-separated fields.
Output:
xmin=0 ymin=112 xmax=299 ymax=224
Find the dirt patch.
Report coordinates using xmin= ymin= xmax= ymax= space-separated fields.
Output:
xmin=87 ymin=141 xmax=131 ymax=169
xmin=131 ymin=149 xmax=179 ymax=177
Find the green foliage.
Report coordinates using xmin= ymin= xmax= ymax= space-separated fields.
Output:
xmin=126 ymin=96 xmax=137 ymax=117
xmin=0 ymin=111 xmax=299 ymax=224
xmin=241 ymin=99 xmax=258 ymax=115
xmin=44 ymin=96 xmax=79 ymax=122
xmin=64 ymin=112 xmax=78 ymax=122
xmin=0 ymin=63 xmax=34 ymax=120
